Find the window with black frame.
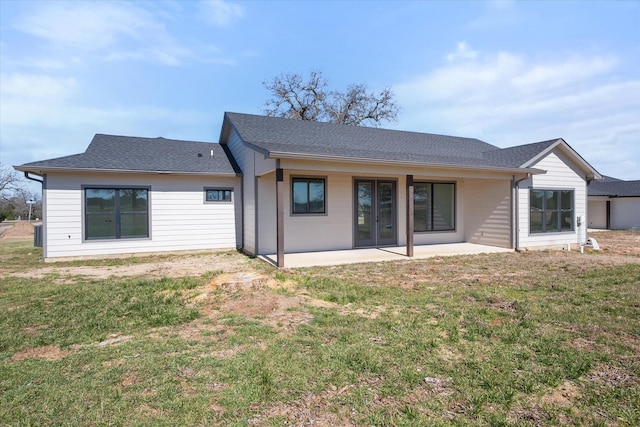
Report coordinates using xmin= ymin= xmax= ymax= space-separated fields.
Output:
xmin=205 ymin=188 xmax=232 ymax=202
xmin=292 ymin=177 xmax=326 ymax=214
xmin=85 ymin=187 xmax=149 ymax=240
xmin=414 ymin=182 xmax=455 ymax=232
xmin=530 ymin=189 xmax=574 ymax=233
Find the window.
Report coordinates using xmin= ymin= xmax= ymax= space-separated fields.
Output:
xmin=530 ymin=189 xmax=574 ymax=233
xmin=414 ymin=182 xmax=455 ymax=232
xmin=85 ymin=187 xmax=149 ymax=240
xmin=292 ymin=177 xmax=326 ymax=214
xmin=205 ymin=188 xmax=232 ymax=202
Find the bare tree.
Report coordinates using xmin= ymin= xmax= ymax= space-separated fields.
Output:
xmin=263 ymin=71 xmax=399 ymax=127
xmin=264 ymin=71 xmax=328 ymax=122
xmin=13 ymin=187 xmax=41 ymax=219
xmin=1 ymin=163 xmax=24 ymax=200
xmin=327 ymin=84 xmax=399 ymax=127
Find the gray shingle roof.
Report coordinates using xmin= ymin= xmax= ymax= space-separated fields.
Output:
xmin=482 ymin=139 xmax=560 ymax=168
xmin=589 ymin=179 xmax=640 ymax=197
xmin=16 ymin=112 xmax=600 ymax=178
xmin=223 ymin=112 xmax=556 ymax=170
xmin=17 ymin=134 xmax=240 ymax=175
xmin=224 ymin=112 xmax=511 ymax=168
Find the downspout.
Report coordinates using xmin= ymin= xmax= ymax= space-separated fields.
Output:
xmin=24 ymin=172 xmax=44 ymax=184
xmin=513 ymin=173 xmax=530 ymax=252
xmin=584 ymin=174 xmax=596 ymax=240
xmin=23 ymin=172 xmax=46 ymax=259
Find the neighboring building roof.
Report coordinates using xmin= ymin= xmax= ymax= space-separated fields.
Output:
xmin=15 ymin=134 xmax=241 ymax=176
xmin=221 ymin=112 xmax=598 ymax=175
xmin=599 ymin=175 xmax=624 ymax=182
xmin=589 ymin=179 xmax=640 ymax=197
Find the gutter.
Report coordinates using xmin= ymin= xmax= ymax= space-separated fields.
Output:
xmin=15 ymin=166 xmax=240 ymax=177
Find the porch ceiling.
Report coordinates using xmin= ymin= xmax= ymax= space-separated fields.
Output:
xmin=261 ymin=243 xmax=512 ymax=268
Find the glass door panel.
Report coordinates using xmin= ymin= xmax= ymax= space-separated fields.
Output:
xmin=377 ymin=181 xmax=394 ymax=243
xmin=355 ymin=180 xmax=375 ymax=247
xmin=354 ymin=180 xmax=396 ymax=247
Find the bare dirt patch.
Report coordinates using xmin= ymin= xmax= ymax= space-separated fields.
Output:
xmin=248 ymin=377 xmax=385 ymax=426
xmin=508 ymin=381 xmax=584 ymax=425
xmin=2 ymin=221 xmax=260 ymax=280
xmin=587 ymin=363 xmax=637 ymax=387
xmin=219 ymin=289 xmax=314 ymax=331
xmin=11 ymin=345 xmax=69 ymax=361
xmin=3 ymin=223 xmax=638 ymax=282
xmin=149 ymin=272 xmax=318 ymax=345
xmin=540 ymin=380 xmax=582 ymax=408
xmin=0 ymin=221 xmax=36 ymax=239
xmin=8 ymin=251 xmax=259 ymax=281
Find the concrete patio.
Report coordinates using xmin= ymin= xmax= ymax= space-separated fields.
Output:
xmin=261 ymin=243 xmax=513 ymax=268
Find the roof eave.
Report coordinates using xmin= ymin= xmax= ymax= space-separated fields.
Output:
xmin=220 ymin=112 xmax=272 ymax=155
xmin=14 ymin=165 xmax=241 ymax=177
xmin=520 ymin=138 xmax=602 ymax=180
xmin=267 ymin=151 xmax=545 ymax=175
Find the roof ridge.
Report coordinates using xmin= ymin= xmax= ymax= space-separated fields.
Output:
xmin=224 ymin=111 xmax=494 ymax=145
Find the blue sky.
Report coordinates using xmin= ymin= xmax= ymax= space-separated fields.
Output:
xmin=1 ymin=0 xmax=639 ymax=181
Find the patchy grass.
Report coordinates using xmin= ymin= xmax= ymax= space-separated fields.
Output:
xmin=0 ymin=239 xmax=42 ymax=269
xmin=1 ymin=232 xmax=639 ymax=425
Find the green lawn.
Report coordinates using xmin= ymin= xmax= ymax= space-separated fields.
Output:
xmin=1 ymin=234 xmax=639 ymax=426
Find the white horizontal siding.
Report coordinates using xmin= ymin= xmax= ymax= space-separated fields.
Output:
xmin=43 ymin=172 xmax=239 ymax=259
xmin=517 ymin=151 xmax=587 ymax=250
xmin=463 ymin=179 xmax=511 ymax=248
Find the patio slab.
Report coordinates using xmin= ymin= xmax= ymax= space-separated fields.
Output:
xmin=261 ymin=243 xmax=513 ymax=268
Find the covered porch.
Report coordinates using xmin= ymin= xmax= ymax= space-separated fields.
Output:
xmin=261 ymin=242 xmax=513 ymax=268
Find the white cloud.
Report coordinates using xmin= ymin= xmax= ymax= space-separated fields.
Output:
xmin=9 ymin=1 xmax=244 ymax=67
xmin=1 ymin=100 xmax=214 ymax=169
xmin=395 ymin=45 xmax=640 ymax=179
xmin=15 ymin=2 xmax=158 ymax=51
xmin=13 ymin=2 xmax=190 ymax=66
xmin=199 ymin=0 xmax=245 ymax=28
xmin=446 ymin=41 xmax=478 ymax=62
xmin=511 ymin=56 xmax=616 ymax=94
xmin=0 ymin=73 xmax=77 ymax=100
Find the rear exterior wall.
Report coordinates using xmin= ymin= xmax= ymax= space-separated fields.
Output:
xmin=516 ymin=150 xmax=588 ymax=250
xmin=42 ymin=172 xmax=240 ymax=259
xmin=254 ymin=165 xmax=513 ymax=255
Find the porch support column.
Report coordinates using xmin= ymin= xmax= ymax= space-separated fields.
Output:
xmin=276 ymin=168 xmax=285 ymax=268
xmin=406 ymin=174 xmax=414 ymax=257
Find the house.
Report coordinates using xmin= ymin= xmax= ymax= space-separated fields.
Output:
xmin=588 ymin=176 xmax=640 ymax=230
xmin=15 ymin=134 xmax=242 ymax=259
xmin=16 ymin=112 xmax=602 ymax=265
